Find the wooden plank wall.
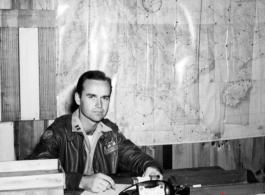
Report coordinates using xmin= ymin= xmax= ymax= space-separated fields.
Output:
xmin=0 ymin=28 xmax=20 ymax=121
xmin=0 ymin=0 xmax=56 ymax=10
xmin=171 ymin=137 xmax=265 ymax=182
xmin=0 ymin=9 xmax=56 ymax=121
xmin=0 ymin=0 xmax=57 ymax=161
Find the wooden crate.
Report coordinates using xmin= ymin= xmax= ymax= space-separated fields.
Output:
xmin=0 ymin=159 xmax=65 ymax=195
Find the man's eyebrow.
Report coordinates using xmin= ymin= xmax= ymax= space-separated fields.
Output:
xmin=85 ymin=94 xmax=110 ymax=98
xmin=102 ymin=95 xmax=110 ymax=98
xmin=86 ymin=93 xmax=96 ymax=96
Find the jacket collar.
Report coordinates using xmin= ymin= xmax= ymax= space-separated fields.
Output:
xmin=71 ymin=108 xmax=112 ymax=134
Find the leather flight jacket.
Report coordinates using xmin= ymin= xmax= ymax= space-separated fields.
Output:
xmin=29 ymin=114 xmax=163 ymax=190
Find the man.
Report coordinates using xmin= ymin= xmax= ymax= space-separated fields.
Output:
xmin=30 ymin=70 xmax=163 ymax=193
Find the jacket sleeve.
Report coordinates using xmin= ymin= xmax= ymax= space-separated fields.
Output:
xmin=117 ymin=132 xmax=163 ymax=175
xmin=29 ymin=129 xmax=83 ymax=190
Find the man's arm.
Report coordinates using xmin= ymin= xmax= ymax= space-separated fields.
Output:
xmin=117 ymin=133 xmax=163 ymax=176
xmin=29 ymin=129 xmax=83 ymax=190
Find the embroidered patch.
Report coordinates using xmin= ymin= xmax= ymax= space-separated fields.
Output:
xmin=104 ymin=144 xmax=118 ymax=155
xmin=42 ymin=130 xmax=53 ymax=140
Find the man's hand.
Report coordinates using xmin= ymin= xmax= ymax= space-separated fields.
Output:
xmin=142 ymin=166 xmax=163 ymax=180
xmin=79 ymin=173 xmax=115 ymax=193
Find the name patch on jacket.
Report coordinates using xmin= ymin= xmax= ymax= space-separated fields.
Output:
xmin=104 ymin=139 xmax=118 ymax=155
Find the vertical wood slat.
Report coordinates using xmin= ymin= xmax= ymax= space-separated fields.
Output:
xmin=240 ymin=137 xmax=265 ymax=172
xmin=11 ymin=0 xmax=21 ymax=9
xmin=20 ymin=0 xmax=33 ymax=10
xmin=33 ymin=0 xmax=57 ymax=10
xmin=0 ymin=0 xmax=57 ymax=10
xmin=39 ymin=28 xmax=56 ymax=119
xmin=15 ymin=120 xmax=45 ymax=159
xmin=19 ymin=0 xmax=57 ymax=10
xmin=0 ymin=122 xmax=16 ymax=161
xmin=144 ymin=146 xmax=155 ymax=158
xmin=154 ymin=145 xmax=163 ymax=166
xmin=0 ymin=28 xmax=20 ymax=121
xmin=0 ymin=0 xmax=12 ymax=9
xmin=163 ymin=145 xmax=172 ymax=169
xmin=196 ymin=142 xmax=211 ymax=167
xmin=173 ymin=143 xmax=191 ymax=169
xmin=19 ymin=28 xmax=40 ymax=120
xmin=0 ymin=58 xmax=1 ymax=120
xmin=173 ymin=143 xmax=210 ymax=169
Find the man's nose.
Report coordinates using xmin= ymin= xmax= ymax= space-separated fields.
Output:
xmin=96 ymin=98 xmax=102 ymax=108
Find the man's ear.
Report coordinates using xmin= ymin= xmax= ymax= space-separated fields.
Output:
xmin=75 ymin=92 xmax=81 ymax=106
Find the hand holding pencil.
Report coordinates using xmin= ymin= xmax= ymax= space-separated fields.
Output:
xmin=79 ymin=173 xmax=116 ymax=193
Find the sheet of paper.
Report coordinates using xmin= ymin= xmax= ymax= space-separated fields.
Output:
xmin=81 ymin=184 xmax=130 ymax=195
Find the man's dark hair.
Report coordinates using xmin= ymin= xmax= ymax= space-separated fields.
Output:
xmin=76 ymin=70 xmax=112 ymax=95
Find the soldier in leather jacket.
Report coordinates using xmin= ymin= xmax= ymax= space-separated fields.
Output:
xmin=29 ymin=70 xmax=163 ymax=193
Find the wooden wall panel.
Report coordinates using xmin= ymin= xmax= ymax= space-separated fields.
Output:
xmin=163 ymin=145 xmax=172 ymax=169
xmin=0 ymin=0 xmax=57 ymax=10
xmin=20 ymin=0 xmax=33 ymax=10
xmin=15 ymin=120 xmax=46 ymax=159
xmin=195 ymin=142 xmax=211 ymax=167
xmin=173 ymin=143 xmax=192 ymax=168
xmin=240 ymin=137 xmax=265 ymax=173
xmin=38 ymin=28 xmax=56 ymax=119
xmin=0 ymin=0 xmax=12 ymax=9
xmin=0 ymin=122 xmax=16 ymax=161
xmin=0 ymin=28 xmax=20 ymax=121
xmin=0 ymin=10 xmax=56 ymax=28
xmin=172 ymin=137 xmax=265 ymax=182
xmin=19 ymin=28 xmax=39 ymax=120
xmin=33 ymin=0 xmax=57 ymax=10
xmin=0 ymin=10 xmax=56 ymax=121
xmin=0 ymin=59 xmax=1 ymax=120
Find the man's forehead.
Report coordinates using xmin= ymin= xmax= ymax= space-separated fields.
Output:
xmin=83 ymin=79 xmax=111 ymax=93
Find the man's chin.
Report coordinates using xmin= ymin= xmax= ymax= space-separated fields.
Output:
xmin=90 ymin=116 xmax=104 ymax=123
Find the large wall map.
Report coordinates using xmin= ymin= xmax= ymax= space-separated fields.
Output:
xmin=57 ymin=0 xmax=265 ymax=145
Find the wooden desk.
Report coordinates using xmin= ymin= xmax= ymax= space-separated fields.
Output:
xmin=65 ymin=166 xmax=265 ymax=195
xmin=0 ymin=159 xmax=64 ymax=195
xmin=189 ymin=183 xmax=264 ymax=195
xmin=164 ymin=167 xmax=265 ymax=195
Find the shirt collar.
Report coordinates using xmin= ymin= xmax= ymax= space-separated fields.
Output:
xmin=71 ymin=108 xmax=112 ymax=133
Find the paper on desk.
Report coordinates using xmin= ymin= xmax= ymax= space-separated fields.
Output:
xmin=81 ymin=184 xmax=130 ymax=195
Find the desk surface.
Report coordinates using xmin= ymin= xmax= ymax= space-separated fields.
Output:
xmin=65 ymin=166 xmax=265 ymax=195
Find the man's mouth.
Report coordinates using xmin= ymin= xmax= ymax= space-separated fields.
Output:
xmin=94 ymin=111 xmax=103 ymax=114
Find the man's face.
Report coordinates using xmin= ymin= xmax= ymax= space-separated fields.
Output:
xmin=75 ymin=79 xmax=111 ymax=123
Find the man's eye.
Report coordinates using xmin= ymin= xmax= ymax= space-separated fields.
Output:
xmin=103 ymin=97 xmax=110 ymax=101
xmin=88 ymin=95 xmax=95 ymax=99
